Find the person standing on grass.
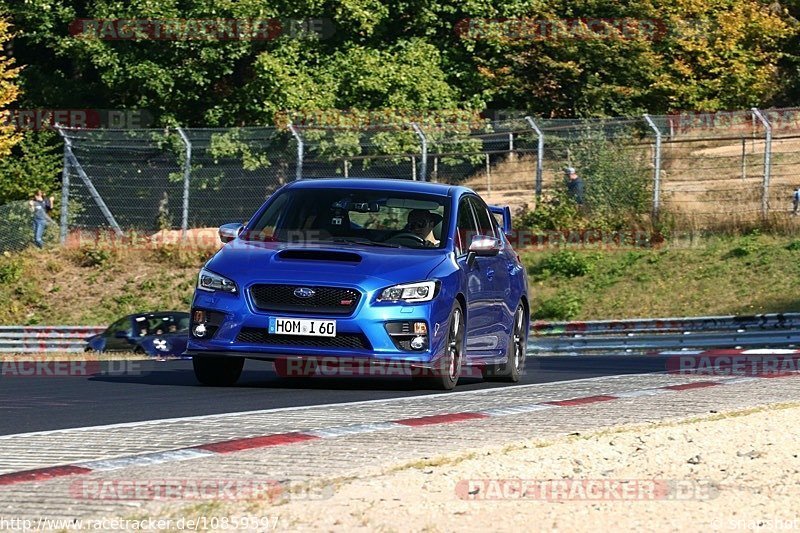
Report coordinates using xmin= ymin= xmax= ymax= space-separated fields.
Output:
xmin=28 ymin=190 xmax=54 ymax=248
xmin=565 ymin=167 xmax=584 ymax=206
xmin=793 ymin=187 xmax=800 ymax=215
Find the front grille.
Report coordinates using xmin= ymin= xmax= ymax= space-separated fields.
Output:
xmin=236 ymin=327 xmax=371 ymax=350
xmin=250 ymin=284 xmax=361 ymax=315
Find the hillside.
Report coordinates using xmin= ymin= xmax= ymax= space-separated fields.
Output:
xmin=2 ymin=233 xmax=800 ymax=325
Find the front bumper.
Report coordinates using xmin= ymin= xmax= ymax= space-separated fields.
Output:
xmin=186 ymin=288 xmax=452 ymax=367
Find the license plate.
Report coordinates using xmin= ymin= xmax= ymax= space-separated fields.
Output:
xmin=269 ymin=317 xmax=336 ymax=337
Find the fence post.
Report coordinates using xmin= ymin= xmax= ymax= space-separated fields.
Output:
xmin=524 ymin=116 xmax=544 ymax=200
xmin=55 ymin=125 xmax=124 ymax=237
xmin=751 ymin=108 xmax=772 ymax=220
xmin=176 ymin=126 xmax=191 ymax=238
xmin=57 ymin=126 xmax=70 ymax=245
xmin=643 ymin=114 xmax=662 ymax=220
xmin=741 ymin=138 xmax=746 ymax=180
xmin=411 ymin=123 xmax=427 ymax=181
xmin=287 ymin=122 xmax=303 ymax=180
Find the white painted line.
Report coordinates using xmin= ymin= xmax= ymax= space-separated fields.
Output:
xmin=742 ymin=349 xmax=799 ymax=355
xmin=718 ymin=377 xmax=762 ymax=385
xmin=615 ymin=389 xmax=671 ymax=398
xmin=75 ymin=448 xmax=215 ymax=471
xmin=0 ymin=372 xmax=668 ymax=440
xmin=480 ymin=404 xmax=556 ymax=417
xmin=308 ymin=422 xmax=408 ymax=439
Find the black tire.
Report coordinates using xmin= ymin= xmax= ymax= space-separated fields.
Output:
xmin=193 ymin=356 xmax=244 ymax=386
xmin=482 ymin=303 xmax=527 ymax=383
xmin=414 ymin=302 xmax=464 ymax=390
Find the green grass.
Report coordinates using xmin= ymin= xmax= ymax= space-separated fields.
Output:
xmin=2 ymin=234 xmax=800 ymax=325
xmin=523 ymin=233 xmax=800 ymax=320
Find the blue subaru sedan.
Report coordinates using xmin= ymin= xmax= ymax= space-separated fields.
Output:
xmin=186 ymin=179 xmax=529 ymax=390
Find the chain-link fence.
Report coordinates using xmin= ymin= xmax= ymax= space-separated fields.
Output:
xmin=0 ymin=201 xmax=59 ymax=253
xmin=41 ymin=106 xmax=800 ymax=246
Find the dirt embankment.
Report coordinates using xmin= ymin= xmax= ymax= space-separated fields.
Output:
xmin=264 ymin=404 xmax=800 ymax=531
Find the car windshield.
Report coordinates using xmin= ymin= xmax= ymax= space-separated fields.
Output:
xmin=132 ymin=314 xmax=190 ymax=337
xmin=244 ymin=188 xmax=449 ymax=249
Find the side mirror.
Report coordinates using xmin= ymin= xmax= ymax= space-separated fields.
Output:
xmin=114 ymin=330 xmax=128 ymax=339
xmin=467 ymin=235 xmax=502 ymax=266
xmin=218 ymin=223 xmax=244 ymax=243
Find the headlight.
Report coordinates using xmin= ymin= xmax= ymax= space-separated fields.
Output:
xmin=153 ymin=338 xmax=171 ymax=352
xmin=197 ymin=268 xmax=237 ymax=293
xmin=378 ymin=281 xmax=438 ymax=303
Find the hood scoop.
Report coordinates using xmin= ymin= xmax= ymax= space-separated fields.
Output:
xmin=276 ymin=249 xmax=363 ymax=263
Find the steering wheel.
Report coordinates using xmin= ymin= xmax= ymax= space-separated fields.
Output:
xmin=385 ymin=232 xmax=427 ymax=246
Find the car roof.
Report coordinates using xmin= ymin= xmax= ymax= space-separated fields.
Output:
xmin=284 ymin=178 xmax=474 ymax=197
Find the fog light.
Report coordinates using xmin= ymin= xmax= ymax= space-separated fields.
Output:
xmin=193 ymin=323 xmax=207 ymax=338
xmin=410 ymin=336 xmax=426 ymax=350
xmin=413 ymin=322 xmax=427 ymax=335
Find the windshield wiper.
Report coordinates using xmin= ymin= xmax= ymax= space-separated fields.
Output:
xmin=330 ymin=238 xmax=401 ymax=248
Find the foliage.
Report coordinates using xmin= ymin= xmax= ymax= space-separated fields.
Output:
xmin=0 ymin=17 xmax=21 ymax=156
xmin=470 ymin=0 xmax=796 ymax=116
xmin=529 ymin=250 xmax=595 ymax=279
xmin=3 ymin=0 xmax=795 ymax=127
xmin=0 ymin=257 xmax=22 ymax=283
xmin=0 ymin=130 xmax=62 ymax=205
xmin=532 ymin=291 xmax=583 ymax=320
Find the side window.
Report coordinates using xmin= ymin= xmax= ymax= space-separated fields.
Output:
xmin=469 ymin=197 xmax=497 ymax=238
xmin=106 ymin=317 xmax=130 ymax=336
xmin=250 ymin=193 xmax=289 ymax=237
xmin=455 ymin=197 xmax=478 ymax=256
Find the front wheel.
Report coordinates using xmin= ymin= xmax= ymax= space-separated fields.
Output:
xmin=193 ymin=356 xmax=244 ymax=386
xmin=414 ymin=302 xmax=464 ymax=390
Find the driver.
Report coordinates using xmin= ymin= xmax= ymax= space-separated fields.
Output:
xmin=405 ymin=209 xmax=442 ymax=246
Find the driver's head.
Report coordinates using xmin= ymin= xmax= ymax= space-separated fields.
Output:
xmin=407 ymin=209 xmax=442 ymax=237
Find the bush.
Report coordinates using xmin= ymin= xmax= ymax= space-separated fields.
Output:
xmin=75 ymin=247 xmax=113 ymax=268
xmin=530 ymin=250 xmax=595 ymax=279
xmin=725 ymin=235 xmax=762 ymax=258
xmin=517 ymin=129 xmax=652 ymax=233
xmin=0 ymin=259 xmax=22 ymax=283
xmin=532 ymin=291 xmax=583 ymax=320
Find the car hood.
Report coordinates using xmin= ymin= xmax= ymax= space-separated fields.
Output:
xmin=206 ymin=241 xmax=448 ymax=288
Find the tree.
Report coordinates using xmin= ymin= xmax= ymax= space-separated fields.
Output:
xmin=0 ymin=17 xmax=21 ymax=156
xmin=0 ymin=130 xmax=62 ymax=204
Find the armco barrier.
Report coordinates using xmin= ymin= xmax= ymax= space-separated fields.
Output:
xmin=0 ymin=326 xmax=105 ymax=353
xmin=4 ymin=314 xmax=800 ymax=355
xmin=529 ymin=313 xmax=800 ymax=353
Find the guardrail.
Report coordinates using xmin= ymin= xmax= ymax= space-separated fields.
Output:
xmin=4 ymin=314 xmax=800 ymax=355
xmin=0 ymin=326 xmax=104 ymax=353
xmin=529 ymin=313 xmax=800 ymax=353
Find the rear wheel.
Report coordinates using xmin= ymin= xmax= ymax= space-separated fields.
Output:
xmin=482 ymin=304 xmax=526 ymax=383
xmin=415 ymin=302 xmax=464 ymax=390
xmin=193 ymin=356 xmax=244 ymax=386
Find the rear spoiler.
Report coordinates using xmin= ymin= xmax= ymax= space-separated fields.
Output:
xmin=488 ymin=205 xmax=512 ymax=236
